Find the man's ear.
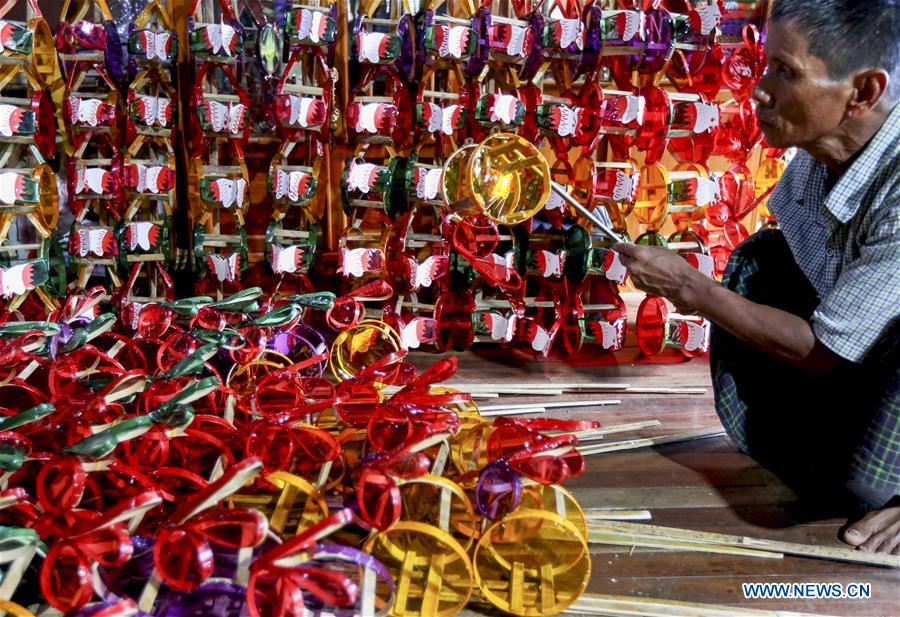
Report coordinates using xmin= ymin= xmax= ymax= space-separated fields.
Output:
xmin=847 ymin=69 xmax=890 ymax=117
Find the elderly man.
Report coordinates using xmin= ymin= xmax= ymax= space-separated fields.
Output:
xmin=615 ymin=0 xmax=900 ymax=554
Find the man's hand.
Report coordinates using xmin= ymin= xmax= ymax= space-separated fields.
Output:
xmin=613 ymin=242 xmax=841 ymax=371
xmin=613 ymin=243 xmax=714 ymax=312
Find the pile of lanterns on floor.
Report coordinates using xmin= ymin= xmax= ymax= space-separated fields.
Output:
xmin=0 ymin=285 xmax=600 ymax=617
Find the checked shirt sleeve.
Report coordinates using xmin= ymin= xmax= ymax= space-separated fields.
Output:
xmin=811 ymin=202 xmax=900 ymax=363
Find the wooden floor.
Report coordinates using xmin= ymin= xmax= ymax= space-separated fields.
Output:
xmin=409 ymin=294 xmax=900 ymax=617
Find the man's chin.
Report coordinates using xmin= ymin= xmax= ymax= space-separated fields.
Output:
xmin=757 ymin=122 xmax=789 ymax=148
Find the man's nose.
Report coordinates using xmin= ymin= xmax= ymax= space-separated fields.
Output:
xmin=752 ymin=74 xmax=774 ymax=107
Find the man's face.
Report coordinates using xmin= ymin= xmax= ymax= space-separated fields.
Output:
xmin=752 ymin=19 xmax=855 ymax=149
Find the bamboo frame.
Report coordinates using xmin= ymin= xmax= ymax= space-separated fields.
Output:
xmin=127 ymin=67 xmax=177 ymax=143
xmin=0 ymin=64 xmax=56 ymax=164
xmin=53 ymin=0 xmax=114 ymax=116
xmin=60 ymin=61 xmax=121 ymax=158
xmin=275 ymin=47 xmax=334 ymax=149
xmin=188 ymin=0 xmax=241 ymax=64
xmin=124 ymin=135 xmax=177 ymax=217
xmin=415 ymin=61 xmax=470 ymax=157
xmin=0 ymin=145 xmax=58 ymax=243
xmin=132 ymin=0 xmax=175 ymax=32
xmin=0 ymin=0 xmax=60 ymax=94
xmin=268 ymin=140 xmax=322 ymax=220
xmin=188 ymin=140 xmax=250 ymax=228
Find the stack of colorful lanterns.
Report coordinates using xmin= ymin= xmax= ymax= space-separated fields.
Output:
xmin=261 ymin=0 xmax=336 ymax=288
xmin=120 ymin=0 xmax=179 ymax=305
xmin=185 ymin=0 xmax=252 ymax=295
xmin=0 ymin=286 xmax=599 ymax=616
xmin=0 ymin=0 xmax=62 ymax=315
xmin=0 ymin=0 xmax=784 ymax=363
xmin=332 ymin=0 xmax=783 ymax=360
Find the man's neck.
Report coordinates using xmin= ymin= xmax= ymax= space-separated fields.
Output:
xmin=804 ymin=105 xmax=893 ymax=174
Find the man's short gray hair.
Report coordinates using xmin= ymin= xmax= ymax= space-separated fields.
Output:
xmin=771 ymin=0 xmax=900 ymax=100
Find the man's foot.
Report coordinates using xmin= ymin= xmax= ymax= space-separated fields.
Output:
xmin=842 ymin=505 xmax=900 ymax=554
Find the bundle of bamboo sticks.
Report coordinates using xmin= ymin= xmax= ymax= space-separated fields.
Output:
xmin=586 ymin=520 xmax=900 ymax=568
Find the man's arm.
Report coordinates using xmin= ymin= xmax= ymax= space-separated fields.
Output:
xmin=688 ymin=276 xmax=841 ymax=370
xmin=614 ymin=243 xmax=843 ymax=371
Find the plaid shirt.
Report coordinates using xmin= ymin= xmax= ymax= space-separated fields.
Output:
xmin=768 ymin=102 xmax=900 ymax=363
xmin=757 ymin=103 xmax=900 ymax=502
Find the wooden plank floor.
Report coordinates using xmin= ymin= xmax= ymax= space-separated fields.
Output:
xmin=409 ymin=294 xmax=900 ymax=617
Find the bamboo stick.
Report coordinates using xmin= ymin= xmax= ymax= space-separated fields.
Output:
xmin=385 ymin=386 xmax=567 ymax=396
xmin=566 ymin=593 xmax=832 ymax=617
xmin=361 ymin=17 xmax=399 ymax=26
xmin=480 ymin=407 xmax=548 ymax=417
xmin=490 ymin=14 xmax=526 ymax=25
xmin=431 ymin=14 xmax=470 ymax=25
xmin=570 ymin=421 xmax=663 ymax=441
xmin=478 ymin=399 xmax=622 ymax=413
xmin=584 ymin=509 xmax=652 ymax=521
xmin=448 ymin=382 xmax=631 ymax=390
xmin=587 ymin=521 xmax=900 ymax=568
xmin=445 ymin=383 xmax=707 ymax=395
xmin=539 ymin=386 xmax=708 ymax=395
xmin=621 ymin=387 xmax=707 ymax=395
xmin=476 ymin=388 xmax=567 ymax=395
xmin=588 ymin=530 xmax=784 ymax=559
xmin=566 ymin=428 xmax=617 ymax=441
xmin=578 ymin=429 xmax=726 ymax=455
xmin=0 ymin=492 xmax=23 ymax=510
